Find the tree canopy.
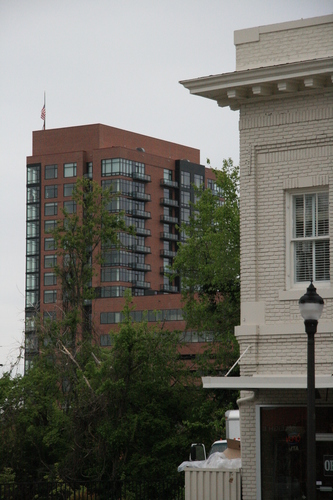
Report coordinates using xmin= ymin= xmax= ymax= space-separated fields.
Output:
xmin=173 ymin=158 xmax=240 ymax=372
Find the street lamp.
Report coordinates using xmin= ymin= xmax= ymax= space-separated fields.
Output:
xmin=299 ymin=282 xmax=324 ymax=500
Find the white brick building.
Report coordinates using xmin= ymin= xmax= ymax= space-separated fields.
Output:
xmin=181 ymin=15 xmax=333 ymax=499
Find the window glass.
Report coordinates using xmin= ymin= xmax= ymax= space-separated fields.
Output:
xmin=26 ymin=256 xmax=39 ymax=273
xmin=181 ymin=191 xmax=190 ymax=206
xmin=194 ymin=174 xmax=204 ymax=188
xmin=64 ymin=162 xmax=77 ymax=178
xmin=261 ymin=406 xmax=333 ymax=499
xmin=63 ymin=201 xmax=77 ymax=214
xmin=45 ymin=203 xmax=57 ymax=216
xmin=164 ymin=169 xmax=172 ymax=181
xmin=44 ymin=290 xmax=57 ymax=303
xmin=43 ymin=311 xmax=57 ymax=322
xmin=27 ymin=204 xmax=40 ymax=221
xmin=44 ymin=255 xmax=57 ymax=268
xmin=45 ymin=238 xmax=56 ymax=251
xmin=27 ymin=239 xmax=39 ymax=255
xmin=27 ymin=165 xmax=40 ymax=184
xmin=26 ymin=274 xmax=39 ymax=290
xmin=181 ymin=171 xmax=191 ymax=187
xmin=64 ymin=183 xmax=75 ymax=197
xmin=45 ymin=185 xmax=58 ymax=199
xmin=44 ymin=220 xmax=56 ymax=233
xmin=292 ymin=192 xmax=329 ymax=283
xmin=45 ymin=164 xmax=58 ymax=179
xmin=27 ymin=222 xmax=39 ymax=238
xmin=27 ymin=187 xmax=40 ymax=203
xmin=100 ymin=334 xmax=112 ymax=346
xmin=44 ymin=273 xmax=57 ymax=286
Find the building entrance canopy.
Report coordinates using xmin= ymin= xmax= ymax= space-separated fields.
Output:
xmin=202 ymin=375 xmax=333 ymax=390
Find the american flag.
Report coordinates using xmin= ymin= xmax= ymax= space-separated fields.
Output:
xmin=41 ymin=104 xmax=46 ymax=121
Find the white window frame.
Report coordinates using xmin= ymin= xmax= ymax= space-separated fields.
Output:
xmin=286 ymin=188 xmax=330 ymax=291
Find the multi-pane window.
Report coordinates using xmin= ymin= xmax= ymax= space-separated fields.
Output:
xmin=64 ymin=183 xmax=75 ymax=197
xmin=45 ymin=164 xmax=58 ymax=179
xmin=44 ymin=290 xmax=57 ymax=303
xmin=27 ymin=222 xmax=39 ymax=238
xmin=164 ymin=169 xmax=172 ymax=181
xmin=181 ymin=191 xmax=190 ymax=206
xmin=43 ymin=311 xmax=57 ymax=323
xmin=292 ymin=192 xmax=329 ymax=283
xmin=45 ymin=220 xmax=57 ymax=233
xmin=64 ymin=201 xmax=77 ymax=214
xmin=26 ymin=256 xmax=39 ymax=273
xmin=64 ymin=162 xmax=77 ymax=178
xmin=45 ymin=185 xmax=58 ymax=199
xmin=27 ymin=166 xmax=40 ymax=184
xmin=27 ymin=187 xmax=40 ymax=203
xmin=194 ymin=174 xmax=204 ymax=188
xmin=181 ymin=171 xmax=191 ymax=187
xmin=44 ymin=255 xmax=57 ymax=268
xmin=181 ymin=207 xmax=190 ymax=223
xmin=27 ymin=204 xmax=40 ymax=221
xmin=45 ymin=203 xmax=57 ymax=216
xmin=45 ymin=238 xmax=56 ymax=251
xmin=44 ymin=273 xmax=57 ymax=286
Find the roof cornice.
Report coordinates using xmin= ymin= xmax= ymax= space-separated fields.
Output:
xmin=180 ymin=57 xmax=333 ymax=110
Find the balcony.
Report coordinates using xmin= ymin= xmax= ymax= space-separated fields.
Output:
xmin=160 ymin=214 xmax=178 ymax=224
xmin=132 ymin=280 xmax=151 ymax=289
xmin=131 ymin=191 xmax=151 ymax=201
xmin=160 ymin=197 xmax=179 ymax=207
xmin=132 ymin=172 xmax=151 ymax=182
xmin=160 ymin=232 xmax=179 ymax=241
xmin=160 ymin=284 xmax=179 ymax=293
xmin=130 ymin=262 xmax=151 ymax=271
xmin=132 ymin=209 xmax=151 ymax=219
xmin=130 ymin=244 xmax=151 ymax=254
xmin=160 ymin=178 xmax=179 ymax=189
xmin=160 ymin=266 xmax=172 ymax=275
xmin=135 ymin=226 xmax=151 ymax=236
xmin=160 ymin=249 xmax=177 ymax=258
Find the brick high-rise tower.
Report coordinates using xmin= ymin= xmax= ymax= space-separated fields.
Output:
xmin=25 ymin=123 xmax=220 ymax=370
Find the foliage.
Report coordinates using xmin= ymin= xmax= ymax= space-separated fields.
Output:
xmin=173 ymin=158 xmax=240 ymax=372
xmin=0 ymin=297 xmax=235 ymax=485
xmin=0 ymin=164 xmax=241 ymax=485
xmin=50 ymin=177 xmax=127 ymax=352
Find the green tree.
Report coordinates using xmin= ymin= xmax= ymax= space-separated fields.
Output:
xmin=173 ymin=158 xmax=240 ymax=372
xmin=49 ymin=177 xmax=127 ymax=355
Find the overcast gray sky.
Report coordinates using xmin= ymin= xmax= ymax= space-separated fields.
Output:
xmin=0 ymin=0 xmax=332 ymax=374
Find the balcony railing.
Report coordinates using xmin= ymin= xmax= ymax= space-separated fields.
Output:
xmin=135 ymin=227 xmax=151 ymax=236
xmin=132 ymin=209 xmax=151 ymax=219
xmin=132 ymin=280 xmax=151 ymax=289
xmin=160 ymin=214 xmax=178 ymax=224
xmin=160 ymin=284 xmax=178 ymax=293
xmin=160 ymin=232 xmax=179 ymax=241
xmin=132 ymin=172 xmax=151 ymax=182
xmin=130 ymin=262 xmax=151 ymax=271
xmin=130 ymin=244 xmax=151 ymax=254
xmin=160 ymin=179 xmax=179 ymax=188
xmin=160 ymin=266 xmax=172 ymax=275
xmin=131 ymin=191 xmax=151 ymax=201
xmin=160 ymin=249 xmax=177 ymax=258
xmin=160 ymin=198 xmax=179 ymax=207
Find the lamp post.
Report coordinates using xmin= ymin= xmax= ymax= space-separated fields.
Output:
xmin=299 ymin=282 xmax=324 ymax=500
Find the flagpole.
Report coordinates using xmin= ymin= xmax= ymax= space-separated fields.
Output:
xmin=44 ymin=91 xmax=46 ymax=130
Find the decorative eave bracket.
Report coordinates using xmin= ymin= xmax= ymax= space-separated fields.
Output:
xmin=180 ymin=57 xmax=333 ymax=110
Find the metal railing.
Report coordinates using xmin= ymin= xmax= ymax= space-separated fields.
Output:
xmin=0 ymin=477 xmax=185 ymax=500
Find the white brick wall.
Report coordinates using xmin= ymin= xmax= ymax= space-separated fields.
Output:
xmin=235 ymin=16 xmax=333 ymax=70
xmin=237 ymin=91 xmax=333 ymax=376
xmin=233 ymin=16 xmax=333 ymax=500
xmin=239 ymin=389 xmax=333 ymax=500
